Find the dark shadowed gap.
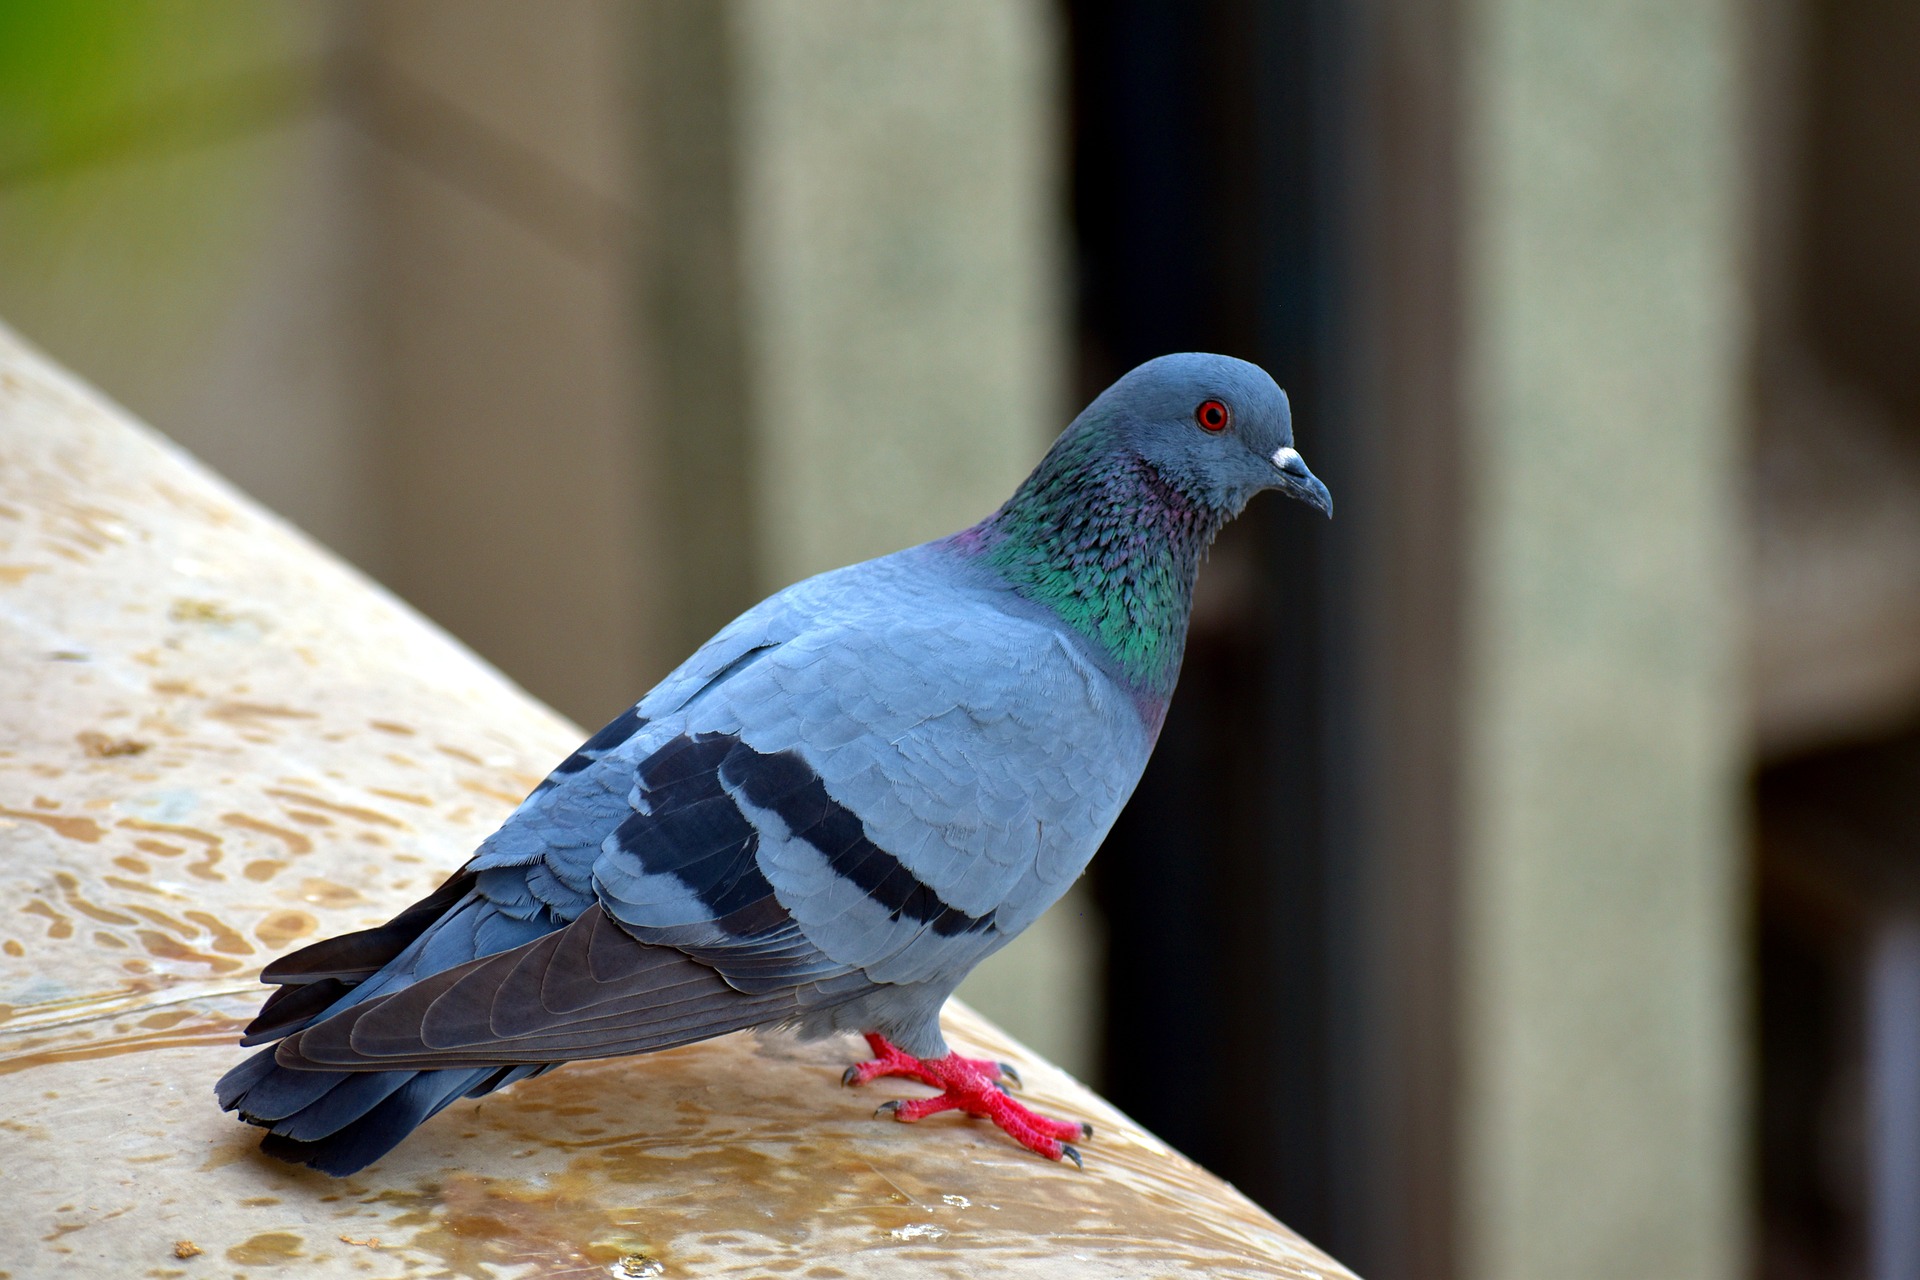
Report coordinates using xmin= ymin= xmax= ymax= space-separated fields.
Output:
xmin=1069 ymin=0 xmax=1355 ymax=1252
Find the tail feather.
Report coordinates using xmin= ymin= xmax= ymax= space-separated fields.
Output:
xmin=220 ymin=871 xmax=832 ymax=1176
xmin=213 ymin=1044 xmax=282 ymax=1111
xmin=240 ymin=978 xmax=353 ymax=1045
xmin=241 ymin=870 xmax=496 ymax=1049
xmin=221 ymin=870 xmax=562 ymax=1174
xmin=218 ymin=1051 xmax=552 ymax=1176
xmin=217 ymin=1046 xmax=340 ymax=1120
xmin=270 ymin=1068 xmax=417 ymax=1142
xmin=261 ymin=871 xmax=478 ymax=985
xmin=256 ymin=1067 xmax=495 ymax=1176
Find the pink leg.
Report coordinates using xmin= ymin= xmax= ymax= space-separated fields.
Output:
xmin=841 ymin=1032 xmax=1019 ymax=1090
xmin=841 ymin=1033 xmax=1091 ymax=1165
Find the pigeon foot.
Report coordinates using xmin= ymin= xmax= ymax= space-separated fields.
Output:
xmin=841 ymin=1031 xmax=1016 ymax=1090
xmin=842 ymin=1032 xmax=1089 ymax=1164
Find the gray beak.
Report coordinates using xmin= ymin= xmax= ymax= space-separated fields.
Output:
xmin=1270 ymin=446 xmax=1332 ymax=519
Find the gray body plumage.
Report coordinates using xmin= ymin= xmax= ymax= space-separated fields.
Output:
xmin=474 ymin=542 xmax=1151 ymax=1056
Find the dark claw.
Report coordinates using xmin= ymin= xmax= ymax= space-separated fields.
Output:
xmin=1080 ymin=1121 xmax=1095 ymax=1141
xmin=995 ymin=1082 xmax=1012 ymax=1096
xmin=998 ymin=1062 xmax=1022 ymax=1089
xmin=1059 ymin=1143 xmax=1084 ymax=1170
xmin=842 ymin=1064 xmax=862 ymax=1088
xmin=875 ymin=1099 xmax=903 ymax=1120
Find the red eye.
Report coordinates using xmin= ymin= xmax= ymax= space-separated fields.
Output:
xmin=1195 ymin=399 xmax=1230 ymax=432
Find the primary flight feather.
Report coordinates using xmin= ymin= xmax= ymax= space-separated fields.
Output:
xmin=217 ymin=352 xmax=1331 ymax=1175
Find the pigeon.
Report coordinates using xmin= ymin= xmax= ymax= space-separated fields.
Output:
xmin=217 ymin=352 xmax=1331 ymax=1176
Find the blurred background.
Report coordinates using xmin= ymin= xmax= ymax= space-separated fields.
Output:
xmin=1 ymin=1 xmax=1916 ymax=1277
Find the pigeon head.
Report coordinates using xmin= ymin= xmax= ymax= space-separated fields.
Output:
xmin=1085 ymin=352 xmax=1331 ymax=519
xmin=961 ymin=353 xmax=1329 ymax=699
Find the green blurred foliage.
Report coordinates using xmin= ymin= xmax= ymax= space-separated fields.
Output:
xmin=0 ymin=1 xmax=321 ymax=381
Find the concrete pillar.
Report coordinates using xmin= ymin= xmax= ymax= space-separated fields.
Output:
xmin=728 ymin=1 xmax=1064 ymax=587
xmin=1457 ymin=0 xmax=1747 ymax=1276
xmin=639 ymin=0 xmax=1064 ymax=629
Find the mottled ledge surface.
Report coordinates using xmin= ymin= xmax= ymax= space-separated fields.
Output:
xmin=0 ymin=325 xmax=1352 ymax=1280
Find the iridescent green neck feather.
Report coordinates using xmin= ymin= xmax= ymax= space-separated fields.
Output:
xmin=958 ymin=427 xmax=1228 ymax=700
